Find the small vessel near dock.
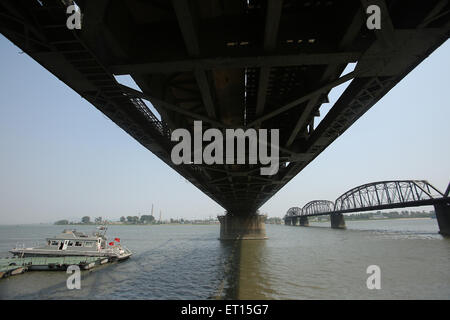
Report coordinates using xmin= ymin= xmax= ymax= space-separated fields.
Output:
xmin=9 ymin=227 xmax=132 ymax=261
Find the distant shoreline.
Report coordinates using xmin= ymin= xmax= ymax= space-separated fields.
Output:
xmin=310 ymin=217 xmax=432 ymax=223
xmin=0 ymin=217 xmax=432 ymax=227
xmin=55 ymin=223 xmax=220 ymax=227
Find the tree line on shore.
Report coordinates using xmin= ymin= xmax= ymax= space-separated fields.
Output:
xmin=271 ymin=209 xmax=435 ymax=223
xmin=54 ymin=215 xmax=220 ymax=225
xmin=55 ymin=215 xmax=156 ymax=225
xmin=54 ymin=210 xmax=435 ymax=226
xmin=330 ymin=209 xmax=435 ymax=221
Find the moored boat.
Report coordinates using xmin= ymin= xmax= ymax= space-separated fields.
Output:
xmin=10 ymin=227 xmax=132 ymax=261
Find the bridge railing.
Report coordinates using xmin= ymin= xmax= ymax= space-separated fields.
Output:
xmin=128 ymin=97 xmax=170 ymax=138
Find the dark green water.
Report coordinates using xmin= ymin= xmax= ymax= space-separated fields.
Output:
xmin=0 ymin=219 xmax=449 ymax=299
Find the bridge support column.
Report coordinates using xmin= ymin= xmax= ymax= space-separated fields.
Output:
xmin=284 ymin=218 xmax=291 ymax=226
xmin=218 ymin=214 xmax=268 ymax=240
xmin=292 ymin=217 xmax=298 ymax=226
xmin=434 ymin=202 xmax=450 ymax=236
xmin=299 ymin=216 xmax=309 ymax=226
xmin=330 ymin=213 xmax=346 ymax=229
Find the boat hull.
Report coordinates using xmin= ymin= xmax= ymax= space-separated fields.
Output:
xmin=10 ymin=249 xmax=132 ymax=261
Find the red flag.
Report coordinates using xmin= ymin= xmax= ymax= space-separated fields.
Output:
xmin=114 ymin=237 xmax=120 ymax=242
xmin=109 ymin=242 xmax=114 ymax=246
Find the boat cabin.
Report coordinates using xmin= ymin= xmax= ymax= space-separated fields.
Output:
xmin=45 ymin=229 xmax=105 ymax=252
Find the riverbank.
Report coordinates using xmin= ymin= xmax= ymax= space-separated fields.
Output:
xmin=309 ymin=217 xmax=433 ymax=223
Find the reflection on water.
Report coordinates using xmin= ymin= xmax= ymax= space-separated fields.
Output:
xmin=216 ymin=240 xmax=239 ymax=300
xmin=0 ymin=219 xmax=449 ymax=299
xmin=218 ymin=239 xmax=274 ymax=300
xmin=237 ymin=240 xmax=276 ymax=299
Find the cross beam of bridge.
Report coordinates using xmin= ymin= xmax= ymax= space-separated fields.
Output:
xmin=1 ymin=0 xmax=449 ymax=239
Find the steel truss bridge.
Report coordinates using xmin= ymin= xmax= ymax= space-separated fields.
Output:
xmin=284 ymin=180 xmax=450 ymax=233
xmin=0 ymin=1 xmax=449 ymax=237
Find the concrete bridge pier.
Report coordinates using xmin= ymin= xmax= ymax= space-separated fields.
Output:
xmin=330 ymin=213 xmax=346 ymax=229
xmin=299 ymin=216 xmax=309 ymax=226
xmin=292 ymin=217 xmax=298 ymax=226
xmin=434 ymin=202 xmax=450 ymax=236
xmin=218 ymin=214 xmax=268 ymax=240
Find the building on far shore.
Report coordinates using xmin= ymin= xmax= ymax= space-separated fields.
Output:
xmin=370 ymin=212 xmax=388 ymax=219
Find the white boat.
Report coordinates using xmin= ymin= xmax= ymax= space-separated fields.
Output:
xmin=10 ymin=227 xmax=132 ymax=261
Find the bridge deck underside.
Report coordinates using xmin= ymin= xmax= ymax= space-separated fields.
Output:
xmin=1 ymin=0 xmax=449 ymax=216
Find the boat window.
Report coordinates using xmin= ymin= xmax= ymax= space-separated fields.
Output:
xmin=68 ymin=241 xmax=74 ymax=246
xmin=51 ymin=240 xmax=59 ymax=246
xmin=47 ymin=240 xmax=51 ymax=246
xmin=84 ymin=242 xmax=94 ymax=247
xmin=75 ymin=241 xmax=83 ymax=247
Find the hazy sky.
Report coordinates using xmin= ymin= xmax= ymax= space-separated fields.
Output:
xmin=0 ymin=35 xmax=449 ymax=224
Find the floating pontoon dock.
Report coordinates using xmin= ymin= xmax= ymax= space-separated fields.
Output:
xmin=0 ymin=256 xmax=111 ymax=279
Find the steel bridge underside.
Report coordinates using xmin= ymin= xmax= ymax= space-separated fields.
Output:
xmin=1 ymin=0 xmax=449 ymax=216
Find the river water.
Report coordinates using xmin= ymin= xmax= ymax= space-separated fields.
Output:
xmin=0 ymin=219 xmax=449 ymax=299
